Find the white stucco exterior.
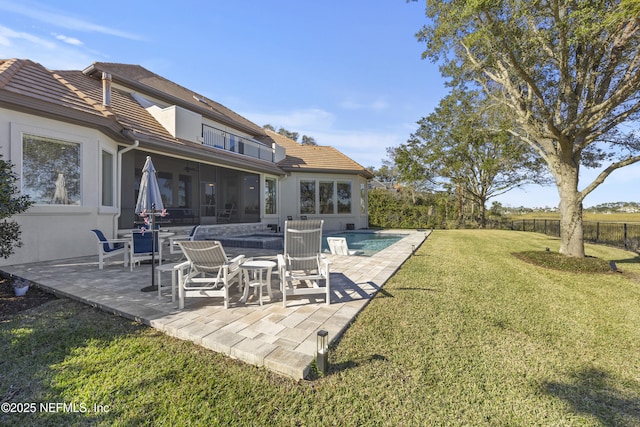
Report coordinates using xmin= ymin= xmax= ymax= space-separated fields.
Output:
xmin=1 ymin=108 xmax=122 ymax=266
xmin=0 ymin=59 xmax=372 ymax=267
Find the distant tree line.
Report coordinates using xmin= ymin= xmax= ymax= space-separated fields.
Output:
xmin=263 ymin=125 xmax=317 ymax=146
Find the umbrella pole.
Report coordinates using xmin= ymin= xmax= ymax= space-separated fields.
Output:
xmin=141 ymin=209 xmax=158 ymax=293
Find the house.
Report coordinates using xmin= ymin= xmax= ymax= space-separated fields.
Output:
xmin=0 ymin=59 xmax=373 ymax=266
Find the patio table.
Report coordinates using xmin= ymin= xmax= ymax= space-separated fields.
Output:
xmin=240 ymin=259 xmax=276 ymax=305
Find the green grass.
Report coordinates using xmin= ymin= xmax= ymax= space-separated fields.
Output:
xmin=2 ymin=230 xmax=640 ymax=425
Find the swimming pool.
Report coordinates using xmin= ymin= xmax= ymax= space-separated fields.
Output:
xmin=210 ymin=231 xmax=407 ymax=255
xmin=322 ymin=232 xmax=407 ymax=256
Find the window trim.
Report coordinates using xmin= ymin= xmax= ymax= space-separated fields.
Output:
xmin=298 ymin=178 xmax=353 ymax=215
xmin=10 ymin=123 xmax=94 ymax=214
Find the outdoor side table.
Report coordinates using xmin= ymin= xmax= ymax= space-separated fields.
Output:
xmin=240 ymin=259 xmax=276 ymax=305
xmin=156 ymin=261 xmax=188 ymax=302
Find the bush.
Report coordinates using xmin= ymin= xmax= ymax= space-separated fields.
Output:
xmin=0 ymin=154 xmax=32 ymax=258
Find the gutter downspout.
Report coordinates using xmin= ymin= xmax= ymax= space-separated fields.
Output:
xmin=113 ymin=138 xmax=139 ymax=236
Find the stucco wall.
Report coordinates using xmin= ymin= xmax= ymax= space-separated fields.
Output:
xmin=278 ymin=172 xmax=369 ymax=232
xmin=0 ymin=109 xmax=121 ymax=267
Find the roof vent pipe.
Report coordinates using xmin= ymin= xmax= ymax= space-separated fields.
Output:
xmin=102 ymin=72 xmax=112 ymax=107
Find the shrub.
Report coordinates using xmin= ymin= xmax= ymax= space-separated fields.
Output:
xmin=0 ymin=154 xmax=32 ymax=258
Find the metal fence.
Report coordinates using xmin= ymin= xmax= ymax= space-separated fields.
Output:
xmin=507 ymin=219 xmax=640 ymax=252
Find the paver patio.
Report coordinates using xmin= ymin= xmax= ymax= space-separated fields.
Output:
xmin=1 ymin=229 xmax=430 ymax=379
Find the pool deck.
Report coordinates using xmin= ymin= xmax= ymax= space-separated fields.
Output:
xmin=1 ymin=229 xmax=430 ymax=379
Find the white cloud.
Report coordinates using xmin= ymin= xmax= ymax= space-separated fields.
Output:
xmin=53 ymin=33 xmax=83 ymax=46
xmin=339 ymin=97 xmax=389 ymax=112
xmin=0 ymin=0 xmax=142 ymax=40
xmin=0 ymin=25 xmax=55 ymax=49
xmin=244 ymin=108 xmax=336 ymax=130
xmin=313 ymin=130 xmax=400 ymax=167
xmin=0 ymin=25 xmax=93 ymax=70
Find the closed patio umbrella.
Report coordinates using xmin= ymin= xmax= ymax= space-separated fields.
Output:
xmin=135 ymin=156 xmax=165 ymax=292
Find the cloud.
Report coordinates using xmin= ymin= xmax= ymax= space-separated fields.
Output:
xmin=244 ymin=108 xmax=336 ymax=130
xmin=0 ymin=25 xmax=93 ymax=70
xmin=311 ymin=130 xmax=400 ymax=167
xmin=241 ymin=107 xmax=405 ymax=168
xmin=0 ymin=25 xmax=56 ymax=49
xmin=0 ymin=0 xmax=142 ymax=40
xmin=53 ymin=33 xmax=83 ymax=46
xmin=339 ymin=97 xmax=389 ymax=112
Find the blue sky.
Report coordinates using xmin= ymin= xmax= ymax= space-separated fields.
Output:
xmin=0 ymin=0 xmax=638 ymax=208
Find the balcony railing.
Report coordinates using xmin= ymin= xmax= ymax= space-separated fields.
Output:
xmin=202 ymin=124 xmax=274 ymax=162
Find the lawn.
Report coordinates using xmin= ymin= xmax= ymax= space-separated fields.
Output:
xmin=2 ymin=230 xmax=640 ymax=425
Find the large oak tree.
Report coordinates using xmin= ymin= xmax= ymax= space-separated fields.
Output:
xmin=417 ymin=0 xmax=640 ymax=257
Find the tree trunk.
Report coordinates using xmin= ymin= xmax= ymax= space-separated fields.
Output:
xmin=556 ymin=161 xmax=585 ymax=257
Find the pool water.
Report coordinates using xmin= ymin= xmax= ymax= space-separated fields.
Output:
xmin=322 ymin=232 xmax=407 ymax=256
xmin=211 ymin=231 xmax=406 ymax=255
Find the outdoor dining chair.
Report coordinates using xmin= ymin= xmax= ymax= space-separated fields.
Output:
xmin=90 ymin=229 xmax=130 ymax=269
xmin=129 ymin=230 xmax=163 ymax=271
xmin=278 ymin=220 xmax=331 ymax=307
xmin=177 ymin=240 xmax=244 ymax=309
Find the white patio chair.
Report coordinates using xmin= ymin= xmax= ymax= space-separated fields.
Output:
xmin=277 ymin=220 xmax=331 ymax=307
xmin=177 ymin=240 xmax=244 ymax=309
xmin=326 ymin=236 xmax=364 ymax=256
xmin=91 ymin=229 xmax=130 ymax=269
xmin=169 ymin=225 xmax=200 ymax=255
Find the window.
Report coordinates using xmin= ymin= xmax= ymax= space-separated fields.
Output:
xmin=22 ymin=134 xmax=81 ymax=205
xmin=299 ymin=179 xmax=353 ymax=215
xmin=319 ymin=181 xmax=334 ymax=214
xmin=337 ymin=182 xmax=352 ymax=214
xmin=101 ymin=150 xmax=114 ymax=206
xmin=265 ymin=177 xmax=277 ymax=215
xmin=360 ymin=183 xmax=366 ymax=214
xmin=300 ymin=180 xmax=315 ymax=214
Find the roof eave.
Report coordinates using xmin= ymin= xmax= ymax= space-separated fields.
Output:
xmin=122 ymin=130 xmax=286 ymax=176
xmin=279 ymin=165 xmax=374 ymax=179
xmin=83 ymin=64 xmax=265 ymax=139
xmin=0 ymin=91 xmax=127 ymax=143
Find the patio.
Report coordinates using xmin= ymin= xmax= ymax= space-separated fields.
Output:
xmin=1 ymin=230 xmax=429 ymax=379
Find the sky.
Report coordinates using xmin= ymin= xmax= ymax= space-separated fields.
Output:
xmin=0 ymin=0 xmax=638 ymax=209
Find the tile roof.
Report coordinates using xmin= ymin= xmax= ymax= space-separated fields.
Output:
xmin=265 ymin=130 xmax=374 ymax=178
xmin=83 ymin=62 xmax=267 ymax=138
xmin=0 ymin=59 xmax=125 ymax=140
xmin=0 ymin=59 xmax=372 ymax=178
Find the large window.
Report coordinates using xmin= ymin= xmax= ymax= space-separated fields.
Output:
xmin=300 ymin=180 xmax=315 ymax=214
xmin=22 ymin=134 xmax=81 ymax=205
xmin=337 ymin=182 xmax=352 ymax=214
xmin=319 ymin=181 xmax=334 ymax=214
xmin=300 ymin=179 xmax=352 ymax=215
xmin=265 ymin=177 xmax=277 ymax=215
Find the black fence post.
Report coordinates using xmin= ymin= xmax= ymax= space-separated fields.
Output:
xmin=596 ymin=222 xmax=600 ymax=243
xmin=624 ymin=223 xmax=628 ymax=249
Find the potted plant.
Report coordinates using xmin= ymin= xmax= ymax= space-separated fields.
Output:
xmin=13 ymin=277 xmax=29 ymax=297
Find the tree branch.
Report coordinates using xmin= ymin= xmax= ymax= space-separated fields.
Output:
xmin=580 ymin=155 xmax=640 ymax=200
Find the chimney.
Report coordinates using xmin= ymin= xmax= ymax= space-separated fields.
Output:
xmin=102 ymin=72 xmax=112 ymax=107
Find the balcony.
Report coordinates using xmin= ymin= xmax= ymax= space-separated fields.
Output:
xmin=202 ymin=124 xmax=274 ymax=162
